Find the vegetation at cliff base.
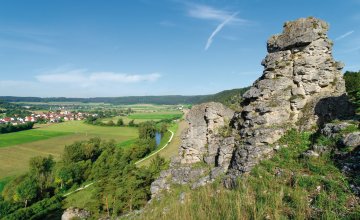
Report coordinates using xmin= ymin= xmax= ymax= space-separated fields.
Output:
xmin=344 ymin=70 xmax=360 ymax=113
xmin=139 ymin=130 xmax=360 ymax=220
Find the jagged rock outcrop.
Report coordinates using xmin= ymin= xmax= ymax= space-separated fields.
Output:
xmin=225 ymin=17 xmax=354 ymax=183
xmin=179 ymin=102 xmax=235 ymax=168
xmin=151 ymin=102 xmax=235 ymax=196
xmin=151 ymin=17 xmax=356 ymax=196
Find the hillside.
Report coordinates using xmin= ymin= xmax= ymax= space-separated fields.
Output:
xmin=0 ymin=88 xmax=249 ymax=106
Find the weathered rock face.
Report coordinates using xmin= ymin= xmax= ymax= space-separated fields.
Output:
xmin=61 ymin=207 xmax=91 ymax=220
xmin=226 ymin=17 xmax=354 ymax=181
xmin=151 ymin=102 xmax=235 ymax=196
xmin=179 ymin=102 xmax=235 ymax=168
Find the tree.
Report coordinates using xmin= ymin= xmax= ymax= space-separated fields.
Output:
xmin=15 ymin=176 xmax=38 ymax=208
xmin=147 ymin=154 xmax=167 ymax=179
xmin=29 ymin=155 xmax=55 ymax=196
xmin=344 ymin=70 xmax=360 ymax=112
xmin=344 ymin=71 xmax=360 ymax=93
xmin=138 ymin=121 xmax=156 ymax=140
xmin=107 ymin=120 xmax=115 ymax=126
xmin=128 ymin=120 xmax=135 ymax=127
xmin=116 ymin=118 xmax=124 ymax=126
xmin=159 ymin=123 xmax=168 ymax=135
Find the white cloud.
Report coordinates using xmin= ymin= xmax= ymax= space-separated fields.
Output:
xmin=187 ymin=3 xmax=247 ymax=24
xmin=335 ymin=30 xmax=355 ymax=41
xmin=35 ymin=69 xmax=161 ymax=85
xmin=205 ymin=12 xmax=238 ymax=50
xmin=185 ymin=3 xmax=249 ymax=50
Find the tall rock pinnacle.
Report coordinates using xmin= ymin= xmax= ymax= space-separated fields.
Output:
xmin=226 ymin=17 xmax=354 ymax=181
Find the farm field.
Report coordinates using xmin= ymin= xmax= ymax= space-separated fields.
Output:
xmin=0 ymin=121 xmax=138 ymax=179
xmin=102 ymin=111 xmax=183 ymax=125
xmin=0 ymin=129 xmax=70 ymax=148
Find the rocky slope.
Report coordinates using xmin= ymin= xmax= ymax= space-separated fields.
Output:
xmin=151 ymin=17 xmax=356 ymax=196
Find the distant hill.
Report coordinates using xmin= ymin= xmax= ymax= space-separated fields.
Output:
xmin=0 ymin=87 xmax=250 ymax=106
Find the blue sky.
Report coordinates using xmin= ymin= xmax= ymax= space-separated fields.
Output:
xmin=0 ymin=0 xmax=359 ymax=97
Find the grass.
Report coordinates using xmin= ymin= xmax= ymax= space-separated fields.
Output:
xmin=102 ymin=111 xmax=183 ymax=125
xmin=0 ymin=176 xmax=14 ymax=193
xmin=102 ymin=116 xmax=157 ymax=125
xmin=128 ymin=112 xmax=182 ymax=120
xmin=0 ymin=121 xmax=138 ymax=179
xmin=117 ymin=138 xmax=137 ymax=148
xmin=138 ymin=130 xmax=360 ymax=220
xmin=0 ymin=129 xmax=70 ymax=148
xmin=63 ymin=186 xmax=99 ymax=212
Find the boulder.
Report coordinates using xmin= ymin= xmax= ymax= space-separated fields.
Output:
xmin=62 ymin=208 xmax=91 ymax=220
xmin=341 ymin=132 xmax=360 ymax=147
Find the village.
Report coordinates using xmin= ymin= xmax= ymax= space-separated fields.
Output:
xmin=0 ymin=111 xmax=96 ymax=125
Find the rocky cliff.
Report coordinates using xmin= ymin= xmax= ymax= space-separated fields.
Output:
xmin=151 ymin=17 xmax=355 ymax=196
xmin=225 ymin=17 xmax=354 ymax=184
xmin=151 ymin=102 xmax=235 ymax=195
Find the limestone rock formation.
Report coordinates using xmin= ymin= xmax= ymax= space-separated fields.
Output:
xmin=151 ymin=102 xmax=235 ymax=196
xmin=61 ymin=207 xmax=91 ymax=220
xmin=179 ymin=102 xmax=235 ymax=168
xmin=151 ymin=17 xmax=355 ymax=196
xmin=226 ymin=17 xmax=354 ymax=182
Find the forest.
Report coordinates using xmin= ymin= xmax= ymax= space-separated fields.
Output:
xmin=0 ymin=87 xmax=249 ymax=106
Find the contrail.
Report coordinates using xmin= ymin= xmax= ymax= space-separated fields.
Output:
xmin=335 ymin=30 xmax=354 ymax=41
xmin=205 ymin=12 xmax=238 ymax=50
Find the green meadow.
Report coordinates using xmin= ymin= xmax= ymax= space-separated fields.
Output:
xmin=128 ymin=112 xmax=182 ymax=120
xmin=0 ymin=121 xmax=138 ymax=179
xmin=102 ymin=111 xmax=183 ymax=125
xmin=0 ymin=130 xmax=70 ymax=148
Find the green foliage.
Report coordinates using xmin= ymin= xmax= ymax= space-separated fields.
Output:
xmin=147 ymin=155 xmax=168 ymax=179
xmin=0 ymin=122 xmax=34 ymax=134
xmin=138 ymin=121 xmax=157 ymax=140
xmin=107 ymin=120 xmax=115 ymax=126
xmin=29 ymin=155 xmax=55 ymax=197
xmin=62 ymin=137 xmax=102 ymax=163
xmin=14 ymin=176 xmax=38 ymax=208
xmin=116 ymin=118 xmax=124 ymax=126
xmin=2 ymin=196 xmax=62 ymax=220
xmin=0 ymin=177 xmax=13 ymax=194
xmin=0 ymin=88 xmax=249 ymax=105
xmin=344 ymin=70 xmax=360 ymax=112
xmin=128 ymin=119 xmax=136 ymax=127
xmin=344 ymin=71 xmax=360 ymax=93
xmin=160 ymin=123 xmax=168 ymax=134
xmin=340 ymin=124 xmax=359 ymax=134
xmin=1 ymin=119 xmax=171 ymax=218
